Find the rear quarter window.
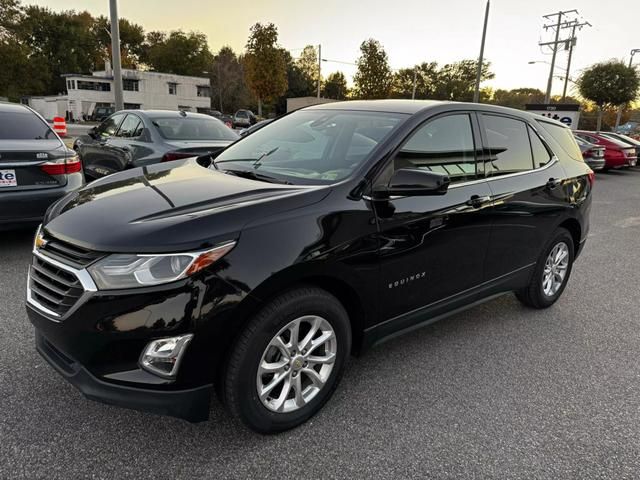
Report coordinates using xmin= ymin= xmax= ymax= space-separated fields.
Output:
xmin=536 ymin=120 xmax=582 ymax=161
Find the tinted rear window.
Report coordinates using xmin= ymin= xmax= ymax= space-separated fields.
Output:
xmin=537 ymin=121 xmax=582 ymax=161
xmin=0 ymin=111 xmax=55 ymax=140
xmin=153 ymin=117 xmax=238 ymax=141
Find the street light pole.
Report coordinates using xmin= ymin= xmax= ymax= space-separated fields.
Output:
xmin=317 ymin=44 xmax=322 ymax=99
xmin=109 ymin=0 xmax=124 ymax=111
xmin=615 ymin=48 xmax=640 ymax=129
xmin=412 ymin=66 xmax=417 ymax=100
xmin=473 ymin=0 xmax=490 ymax=103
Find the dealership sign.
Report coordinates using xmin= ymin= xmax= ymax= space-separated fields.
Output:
xmin=525 ymin=104 xmax=581 ymax=130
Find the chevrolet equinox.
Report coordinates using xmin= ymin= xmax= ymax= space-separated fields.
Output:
xmin=26 ymin=100 xmax=592 ymax=433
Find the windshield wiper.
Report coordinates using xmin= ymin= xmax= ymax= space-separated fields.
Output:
xmin=223 ymin=169 xmax=291 ymax=185
xmin=214 ymin=146 xmax=279 ymax=170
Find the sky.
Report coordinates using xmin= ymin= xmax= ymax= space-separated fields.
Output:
xmin=27 ymin=0 xmax=640 ymax=96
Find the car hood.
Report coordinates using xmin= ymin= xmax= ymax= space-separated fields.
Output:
xmin=44 ymin=159 xmax=330 ymax=253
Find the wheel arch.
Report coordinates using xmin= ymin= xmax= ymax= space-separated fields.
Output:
xmin=557 ymin=217 xmax=581 ymax=254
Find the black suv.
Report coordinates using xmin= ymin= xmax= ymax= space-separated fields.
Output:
xmin=26 ymin=100 xmax=592 ymax=433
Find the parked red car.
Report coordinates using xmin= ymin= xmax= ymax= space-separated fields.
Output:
xmin=574 ymin=130 xmax=637 ymax=170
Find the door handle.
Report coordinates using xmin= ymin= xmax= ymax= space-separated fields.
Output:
xmin=466 ymin=194 xmax=492 ymax=208
xmin=545 ymin=178 xmax=562 ymax=189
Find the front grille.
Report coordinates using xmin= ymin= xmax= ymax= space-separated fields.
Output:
xmin=40 ymin=235 xmax=103 ymax=268
xmin=29 ymin=256 xmax=84 ymax=317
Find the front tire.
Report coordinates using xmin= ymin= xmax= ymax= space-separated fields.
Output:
xmin=223 ymin=287 xmax=351 ymax=433
xmin=516 ymin=228 xmax=574 ymax=309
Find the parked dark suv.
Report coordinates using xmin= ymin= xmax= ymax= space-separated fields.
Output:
xmin=26 ymin=100 xmax=592 ymax=433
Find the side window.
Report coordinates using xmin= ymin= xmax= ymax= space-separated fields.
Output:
xmin=393 ymin=114 xmax=478 ymax=183
xmin=483 ymin=115 xmax=533 ymax=176
xmin=98 ymin=114 xmax=125 ymax=138
xmin=116 ymin=115 xmax=142 ymax=138
xmin=528 ymin=126 xmax=552 ymax=168
xmin=538 ymin=121 xmax=584 ymax=161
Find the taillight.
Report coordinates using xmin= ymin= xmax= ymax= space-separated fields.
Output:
xmin=587 ymin=171 xmax=595 ymax=187
xmin=40 ymin=155 xmax=82 ymax=175
xmin=161 ymin=152 xmax=195 ymax=162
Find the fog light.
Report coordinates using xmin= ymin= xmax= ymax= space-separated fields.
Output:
xmin=139 ymin=334 xmax=194 ymax=379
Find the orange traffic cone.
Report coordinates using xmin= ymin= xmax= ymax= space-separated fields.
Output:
xmin=53 ymin=116 xmax=67 ymax=137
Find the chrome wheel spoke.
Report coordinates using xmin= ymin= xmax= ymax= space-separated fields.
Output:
xmin=299 ymin=316 xmax=323 ymax=352
xmin=288 ymin=321 xmax=300 ymax=351
xmin=293 ymin=373 xmax=305 ymax=407
xmin=307 ymin=330 xmax=334 ymax=355
xmin=259 ymin=357 xmax=288 ymax=374
xmin=307 ymin=351 xmax=336 ymax=366
xmin=272 ymin=376 xmax=293 ymax=412
xmin=259 ymin=371 xmax=288 ymax=400
xmin=303 ymin=367 xmax=324 ymax=388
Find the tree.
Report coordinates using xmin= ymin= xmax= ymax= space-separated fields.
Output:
xmin=353 ymin=39 xmax=393 ymax=99
xmin=92 ymin=16 xmax=145 ymax=68
xmin=243 ymin=22 xmax=288 ymax=116
xmin=432 ymin=59 xmax=494 ymax=101
xmin=491 ymin=87 xmax=545 ymax=110
xmin=391 ymin=62 xmax=439 ymax=99
xmin=296 ymin=45 xmax=319 ymax=93
xmin=16 ymin=6 xmax=102 ymax=93
xmin=144 ymin=30 xmax=213 ymax=76
xmin=578 ymin=61 xmax=640 ymax=130
xmin=322 ymin=71 xmax=348 ymax=100
xmin=210 ymin=46 xmax=253 ymax=113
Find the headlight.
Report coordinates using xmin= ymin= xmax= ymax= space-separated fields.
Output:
xmin=87 ymin=241 xmax=235 ymax=290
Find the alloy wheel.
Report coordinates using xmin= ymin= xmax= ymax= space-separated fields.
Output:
xmin=256 ymin=315 xmax=337 ymax=413
xmin=542 ymin=242 xmax=569 ymax=297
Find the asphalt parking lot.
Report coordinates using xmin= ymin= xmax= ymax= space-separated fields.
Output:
xmin=1 ymin=168 xmax=640 ymax=479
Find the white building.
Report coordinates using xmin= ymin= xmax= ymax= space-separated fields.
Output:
xmin=27 ymin=65 xmax=211 ymax=121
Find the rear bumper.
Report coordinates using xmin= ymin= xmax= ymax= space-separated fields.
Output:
xmin=35 ymin=330 xmax=212 ymax=422
xmin=0 ymin=174 xmax=82 ymax=228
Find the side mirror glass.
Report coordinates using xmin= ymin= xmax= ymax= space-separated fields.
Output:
xmin=374 ymin=168 xmax=450 ymax=198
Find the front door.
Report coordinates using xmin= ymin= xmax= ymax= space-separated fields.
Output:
xmin=374 ymin=112 xmax=494 ymax=323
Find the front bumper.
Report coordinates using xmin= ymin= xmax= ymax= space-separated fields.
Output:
xmin=35 ymin=330 xmax=212 ymax=422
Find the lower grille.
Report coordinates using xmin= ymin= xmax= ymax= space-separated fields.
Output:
xmin=29 ymin=256 xmax=83 ymax=317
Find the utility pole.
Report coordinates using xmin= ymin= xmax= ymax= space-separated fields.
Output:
xmin=317 ymin=44 xmax=322 ymax=99
xmin=615 ymin=48 xmax=640 ymax=128
xmin=412 ymin=67 xmax=417 ymax=100
xmin=473 ymin=0 xmax=490 ymax=103
xmin=561 ymin=20 xmax=591 ymax=102
xmin=540 ymin=10 xmax=578 ymax=104
xmin=109 ymin=0 xmax=124 ymax=111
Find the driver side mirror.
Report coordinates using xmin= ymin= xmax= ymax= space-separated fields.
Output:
xmin=88 ymin=126 xmax=98 ymax=139
xmin=373 ymin=168 xmax=450 ymax=199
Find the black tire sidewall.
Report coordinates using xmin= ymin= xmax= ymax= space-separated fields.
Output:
xmin=230 ymin=289 xmax=351 ymax=433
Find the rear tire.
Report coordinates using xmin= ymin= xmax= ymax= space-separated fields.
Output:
xmin=516 ymin=228 xmax=574 ymax=309
xmin=223 ymin=287 xmax=351 ymax=433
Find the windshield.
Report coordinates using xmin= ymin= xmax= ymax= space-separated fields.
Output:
xmin=0 ymin=111 xmax=55 ymax=140
xmin=214 ymin=109 xmax=407 ymax=185
xmin=153 ymin=116 xmax=238 ymax=141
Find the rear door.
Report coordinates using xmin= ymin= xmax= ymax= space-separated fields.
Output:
xmin=82 ymin=113 xmax=125 ymax=178
xmin=479 ymin=113 xmax=568 ymax=280
xmin=0 ymin=108 xmax=69 ymax=192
